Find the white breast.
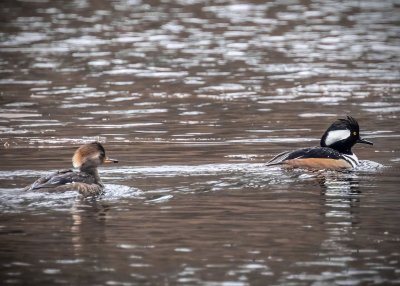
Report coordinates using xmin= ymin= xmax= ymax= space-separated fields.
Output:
xmin=342 ymin=153 xmax=359 ymax=168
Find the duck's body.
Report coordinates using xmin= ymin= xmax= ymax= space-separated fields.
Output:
xmin=23 ymin=142 xmax=118 ymax=196
xmin=25 ymin=169 xmax=103 ymax=195
xmin=266 ymin=116 xmax=373 ymax=170
xmin=267 ymin=147 xmax=357 ymax=170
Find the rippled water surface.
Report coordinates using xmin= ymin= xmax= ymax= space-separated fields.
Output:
xmin=1 ymin=0 xmax=400 ymax=285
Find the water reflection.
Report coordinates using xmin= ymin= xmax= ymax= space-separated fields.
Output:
xmin=280 ymin=169 xmax=400 ymax=285
xmin=70 ymin=201 xmax=109 ymax=254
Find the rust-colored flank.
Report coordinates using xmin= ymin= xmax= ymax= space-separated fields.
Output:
xmin=283 ymin=158 xmax=352 ymax=170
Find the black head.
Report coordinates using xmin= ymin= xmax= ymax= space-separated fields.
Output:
xmin=320 ymin=116 xmax=373 ymax=154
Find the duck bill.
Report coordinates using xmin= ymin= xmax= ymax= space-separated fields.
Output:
xmin=357 ymin=138 xmax=373 ymax=145
xmin=104 ymin=157 xmax=119 ymax=164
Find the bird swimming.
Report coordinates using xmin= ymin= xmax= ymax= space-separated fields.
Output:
xmin=266 ymin=116 xmax=373 ymax=170
xmin=23 ymin=142 xmax=118 ymax=196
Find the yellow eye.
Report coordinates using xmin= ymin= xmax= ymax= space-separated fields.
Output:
xmin=353 ymin=132 xmax=357 ymax=136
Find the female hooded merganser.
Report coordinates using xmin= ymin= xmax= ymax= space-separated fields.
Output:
xmin=266 ymin=116 xmax=373 ymax=170
xmin=23 ymin=142 xmax=118 ymax=196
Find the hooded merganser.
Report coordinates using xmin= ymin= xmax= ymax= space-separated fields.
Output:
xmin=23 ymin=142 xmax=118 ymax=196
xmin=266 ymin=116 xmax=373 ymax=170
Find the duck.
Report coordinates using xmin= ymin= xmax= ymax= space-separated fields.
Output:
xmin=23 ymin=142 xmax=118 ymax=196
xmin=266 ymin=116 xmax=373 ymax=170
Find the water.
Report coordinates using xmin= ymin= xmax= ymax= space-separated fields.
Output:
xmin=1 ymin=0 xmax=400 ymax=285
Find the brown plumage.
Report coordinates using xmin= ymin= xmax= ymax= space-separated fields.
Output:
xmin=282 ymin=158 xmax=352 ymax=170
xmin=23 ymin=142 xmax=118 ymax=197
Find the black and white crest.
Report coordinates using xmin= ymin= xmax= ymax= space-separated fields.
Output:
xmin=320 ymin=116 xmax=371 ymax=154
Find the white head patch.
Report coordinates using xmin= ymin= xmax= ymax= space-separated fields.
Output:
xmin=324 ymin=129 xmax=351 ymax=146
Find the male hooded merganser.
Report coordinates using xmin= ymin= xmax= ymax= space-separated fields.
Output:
xmin=266 ymin=116 xmax=373 ymax=170
xmin=23 ymin=142 xmax=118 ymax=196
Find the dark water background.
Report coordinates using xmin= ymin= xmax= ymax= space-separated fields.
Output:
xmin=1 ymin=0 xmax=400 ymax=285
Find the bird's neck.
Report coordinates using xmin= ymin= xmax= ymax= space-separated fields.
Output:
xmin=80 ymin=167 xmax=102 ymax=184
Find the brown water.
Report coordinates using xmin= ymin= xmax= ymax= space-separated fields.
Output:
xmin=1 ymin=0 xmax=400 ymax=285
